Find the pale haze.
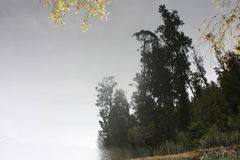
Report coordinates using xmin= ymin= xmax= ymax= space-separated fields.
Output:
xmin=0 ymin=0 xmax=217 ymax=160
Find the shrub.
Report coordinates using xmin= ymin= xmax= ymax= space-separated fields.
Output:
xmin=200 ymin=131 xmax=240 ymax=149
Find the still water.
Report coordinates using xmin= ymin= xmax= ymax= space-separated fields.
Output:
xmin=0 ymin=136 xmax=100 ymax=160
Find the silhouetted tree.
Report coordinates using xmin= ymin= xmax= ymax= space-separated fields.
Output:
xmin=156 ymin=5 xmax=192 ymax=130
xmin=132 ymin=5 xmax=193 ymax=148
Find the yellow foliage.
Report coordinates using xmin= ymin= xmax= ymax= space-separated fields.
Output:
xmin=45 ymin=0 xmax=111 ymax=31
xmin=202 ymin=0 xmax=240 ymax=60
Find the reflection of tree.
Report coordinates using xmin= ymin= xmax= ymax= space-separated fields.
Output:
xmin=44 ymin=0 xmax=110 ymax=31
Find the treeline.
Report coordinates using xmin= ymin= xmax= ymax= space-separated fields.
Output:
xmin=95 ymin=5 xmax=240 ymax=159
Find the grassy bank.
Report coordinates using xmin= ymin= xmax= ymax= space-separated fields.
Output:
xmin=130 ymin=145 xmax=240 ymax=160
xmin=99 ymin=132 xmax=240 ymax=160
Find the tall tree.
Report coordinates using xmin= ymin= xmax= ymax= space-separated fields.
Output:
xmin=155 ymin=5 xmax=192 ymax=130
xmin=132 ymin=5 xmax=193 ymax=148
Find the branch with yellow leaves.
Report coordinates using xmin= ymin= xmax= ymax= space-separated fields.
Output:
xmin=44 ymin=0 xmax=111 ymax=31
xmin=201 ymin=0 xmax=240 ymax=61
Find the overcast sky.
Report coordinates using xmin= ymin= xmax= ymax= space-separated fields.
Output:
xmin=0 ymin=0 xmax=217 ymax=160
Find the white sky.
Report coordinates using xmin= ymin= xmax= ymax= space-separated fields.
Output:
xmin=0 ymin=0 xmax=217 ymax=160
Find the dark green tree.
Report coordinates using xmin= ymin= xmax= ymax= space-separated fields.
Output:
xmin=132 ymin=5 xmax=193 ymax=148
xmin=190 ymin=82 xmax=230 ymax=132
xmin=156 ymin=5 xmax=192 ymax=130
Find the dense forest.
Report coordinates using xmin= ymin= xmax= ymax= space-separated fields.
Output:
xmin=95 ymin=4 xmax=240 ymax=160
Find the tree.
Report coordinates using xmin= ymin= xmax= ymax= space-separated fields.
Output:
xmin=190 ymin=82 xmax=230 ymax=132
xmin=189 ymin=48 xmax=209 ymax=99
xmin=44 ymin=0 xmax=110 ymax=31
xmin=217 ymin=51 xmax=240 ymax=115
xmin=133 ymin=30 xmax=177 ymax=147
xmin=96 ymin=76 xmax=132 ymax=148
xmin=132 ymin=5 xmax=193 ymax=148
xmin=108 ymin=89 xmax=131 ymax=148
xmin=156 ymin=5 xmax=193 ymax=130
xmin=191 ymin=48 xmax=208 ymax=88
xmin=96 ymin=76 xmax=117 ymax=146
